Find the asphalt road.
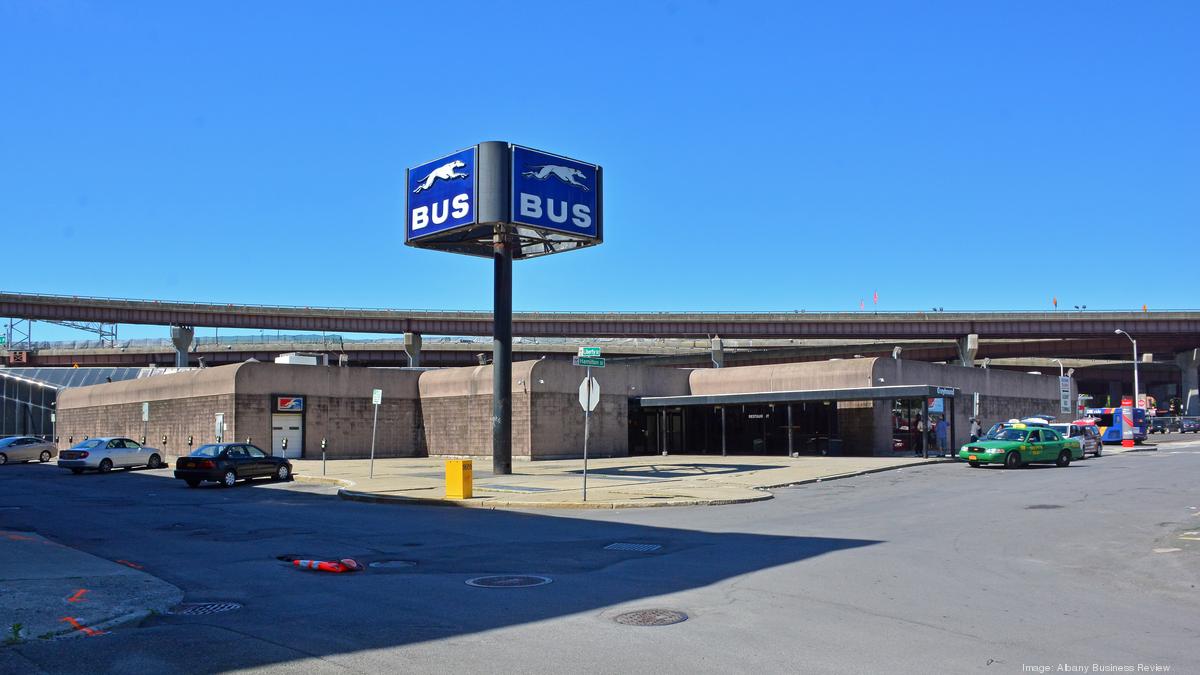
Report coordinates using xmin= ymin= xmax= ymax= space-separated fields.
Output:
xmin=3 ymin=440 xmax=1200 ymax=674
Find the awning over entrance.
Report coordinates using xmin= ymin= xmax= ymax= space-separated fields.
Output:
xmin=636 ymin=384 xmax=958 ymax=408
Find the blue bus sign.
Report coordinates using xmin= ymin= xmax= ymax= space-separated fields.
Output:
xmin=406 ymin=147 xmax=477 ymax=243
xmin=511 ymin=145 xmax=600 ymax=240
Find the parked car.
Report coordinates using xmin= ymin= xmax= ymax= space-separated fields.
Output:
xmin=1148 ymin=418 xmax=1176 ymax=434
xmin=1181 ymin=418 xmax=1200 ymax=433
xmin=173 ymin=443 xmax=292 ymax=488
xmin=1050 ymin=422 xmax=1103 ymax=457
xmin=57 ymin=437 xmax=165 ymax=474
xmin=959 ymin=426 xmax=1084 ymax=469
xmin=0 ymin=436 xmax=57 ymax=465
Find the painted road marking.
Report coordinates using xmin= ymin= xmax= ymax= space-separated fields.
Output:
xmin=66 ymin=589 xmax=89 ymax=603
xmin=1177 ymin=536 xmax=1200 ymax=541
xmin=1153 ymin=548 xmax=1182 ymax=553
xmin=115 ymin=560 xmax=144 ymax=569
xmin=59 ymin=616 xmax=104 ymax=636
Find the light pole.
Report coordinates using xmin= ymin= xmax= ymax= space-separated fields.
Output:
xmin=1115 ymin=329 xmax=1140 ymax=408
xmin=1052 ymin=359 xmax=1064 ymax=378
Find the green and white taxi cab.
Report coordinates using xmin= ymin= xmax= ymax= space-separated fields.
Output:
xmin=958 ymin=425 xmax=1084 ymax=469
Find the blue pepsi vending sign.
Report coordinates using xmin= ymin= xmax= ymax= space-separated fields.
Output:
xmin=510 ymin=145 xmax=599 ymax=239
xmin=406 ymin=147 xmax=477 ymax=242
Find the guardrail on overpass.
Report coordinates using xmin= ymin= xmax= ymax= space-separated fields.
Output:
xmin=3 ymin=291 xmax=1200 ymax=340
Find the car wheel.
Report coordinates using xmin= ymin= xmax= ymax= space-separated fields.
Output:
xmin=39 ymin=450 xmax=52 ymax=463
xmin=1004 ymin=451 xmax=1021 ymax=469
xmin=0 ymin=453 xmax=7 ymax=465
xmin=273 ymin=464 xmax=291 ymax=482
xmin=1095 ymin=445 xmax=1102 ymax=457
xmin=968 ymin=461 xmax=980 ymax=468
xmin=70 ymin=468 xmax=83 ymax=475
xmin=221 ymin=469 xmax=237 ymax=488
xmin=147 ymin=454 xmax=162 ymax=469
xmin=185 ymin=479 xmax=200 ymax=488
xmin=98 ymin=459 xmax=113 ymax=473
xmin=1055 ymin=450 xmax=1071 ymax=467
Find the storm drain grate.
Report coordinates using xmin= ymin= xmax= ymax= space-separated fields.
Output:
xmin=613 ymin=609 xmax=688 ymax=626
xmin=604 ymin=542 xmax=662 ymax=553
xmin=169 ymin=602 xmax=242 ymax=616
xmin=465 ymin=575 xmax=552 ymax=588
xmin=369 ymin=560 xmax=417 ymax=569
xmin=1026 ymin=504 xmax=1064 ymax=510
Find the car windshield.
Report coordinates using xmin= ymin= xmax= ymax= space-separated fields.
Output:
xmin=993 ymin=429 xmax=1029 ymax=442
xmin=72 ymin=439 xmax=104 ymax=449
xmin=1050 ymin=424 xmax=1070 ymax=435
xmin=0 ymin=437 xmax=18 ymax=448
xmin=190 ymin=445 xmax=222 ymax=458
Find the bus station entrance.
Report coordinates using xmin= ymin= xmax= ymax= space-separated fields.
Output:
xmin=629 ymin=385 xmax=957 ymax=458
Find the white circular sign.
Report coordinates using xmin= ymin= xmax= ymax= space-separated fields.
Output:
xmin=578 ymin=377 xmax=600 ymax=412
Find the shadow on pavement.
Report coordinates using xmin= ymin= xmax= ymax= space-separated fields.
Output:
xmin=0 ymin=465 xmax=881 ymax=673
xmin=570 ymin=462 xmax=789 ymax=478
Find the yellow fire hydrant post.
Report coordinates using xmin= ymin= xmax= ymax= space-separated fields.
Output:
xmin=445 ymin=459 xmax=473 ymax=500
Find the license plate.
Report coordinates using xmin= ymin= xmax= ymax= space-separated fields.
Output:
xmin=184 ymin=461 xmax=195 ymax=468
xmin=968 ymin=455 xmax=978 ymax=461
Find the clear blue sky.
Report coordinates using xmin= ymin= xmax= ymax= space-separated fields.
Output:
xmin=2 ymin=1 xmax=1197 ymax=341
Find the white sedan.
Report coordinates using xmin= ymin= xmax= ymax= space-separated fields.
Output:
xmin=57 ymin=437 xmax=165 ymax=474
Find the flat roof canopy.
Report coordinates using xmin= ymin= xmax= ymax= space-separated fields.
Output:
xmin=636 ymin=384 xmax=958 ymax=408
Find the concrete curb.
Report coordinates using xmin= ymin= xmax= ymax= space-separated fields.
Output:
xmin=331 ymin=459 xmax=951 ymax=510
xmin=42 ymin=609 xmax=155 ymax=641
xmin=293 ymin=474 xmax=355 ymax=488
xmin=758 ymin=458 xmax=954 ymax=490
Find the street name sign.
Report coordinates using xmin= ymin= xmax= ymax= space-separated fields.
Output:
xmin=578 ymin=347 xmax=601 ymax=357
xmin=573 ymin=356 xmax=605 ymax=368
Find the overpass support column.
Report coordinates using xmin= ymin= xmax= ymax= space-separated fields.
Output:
xmin=957 ymin=334 xmax=978 ymax=367
xmin=710 ymin=336 xmax=725 ymax=368
xmin=1176 ymin=349 xmax=1200 ymax=416
xmin=170 ymin=325 xmax=194 ymax=368
xmin=403 ymin=332 xmax=422 ymax=368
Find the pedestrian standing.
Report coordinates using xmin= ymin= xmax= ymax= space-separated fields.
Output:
xmin=969 ymin=417 xmax=982 ymax=443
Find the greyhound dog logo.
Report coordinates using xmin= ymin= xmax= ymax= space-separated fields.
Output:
xmin=522 ymin=165 xmax=590 ymax=191
xmin=412 ymin=160 xmax=469 ymax=194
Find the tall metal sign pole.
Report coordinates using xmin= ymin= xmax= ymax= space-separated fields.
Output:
xmin=406 ymin=142 xmax=603 ymax=476
xmin=370 ymin=388 xmax=382 ymax=478
xmin=575 ymin=348 xmax=603 ymax=500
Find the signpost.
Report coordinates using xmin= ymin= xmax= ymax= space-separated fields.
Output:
xmin=370 ymin=388 xmax=382 ymax=478
xmin=575 ymin=347 xmax=602 ymax=501
xmin=405 ymin=142 xmax=602 ymax=476
xmin=142 ymin=402 xmax=149 ymax=447
xmin=1121 ymin=395 xmax=1134 ymax=448
xmin=1059 ymin=376 xmax=1072 ymax=415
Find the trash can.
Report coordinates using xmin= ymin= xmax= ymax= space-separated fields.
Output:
xmin=445 ymin=459 xmax=473 ymax=500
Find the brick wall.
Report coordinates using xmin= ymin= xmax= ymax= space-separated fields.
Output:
xmin=529 ymin=392 xmax=628 ymax=460
xmin=420 ymin=394 xmax=532 ymax=458
xmin=57 ymin=394 xmax=236 ymax=459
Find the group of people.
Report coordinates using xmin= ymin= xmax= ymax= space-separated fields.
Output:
xmin=895 ymin=412 xmax=986 ymax=456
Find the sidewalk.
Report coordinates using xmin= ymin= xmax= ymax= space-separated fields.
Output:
xmin=292 ymin=454 xmax=949 ymax=509
xmin=0 ymin=530 xmax=182 ymax=643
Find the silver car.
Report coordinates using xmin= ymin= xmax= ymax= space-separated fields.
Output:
xmin=57 ymin=437 xmax=165 ymax=474
xmin=0 ymin=436 xmax=57 ymax=465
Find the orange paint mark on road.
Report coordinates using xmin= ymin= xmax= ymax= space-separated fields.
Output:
xmin=67 ymin=589 xmax=89 ymax=603
xmin=5 ymin=534 xmax=33 ymax=541
xmin=115 ymin=559 xmax=144 ymax=569
xmin=59 ymin=616 xmax=105 ymax=637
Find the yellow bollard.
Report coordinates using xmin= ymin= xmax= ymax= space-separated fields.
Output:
xmin=445 ymin=459 xmax=473 ymax=499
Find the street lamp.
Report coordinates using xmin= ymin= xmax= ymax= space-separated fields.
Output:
xmin=1052 ymin=359 xmax=1064 ymax=378
xmin=1114 ymin=329 xmax=1140 ymax=408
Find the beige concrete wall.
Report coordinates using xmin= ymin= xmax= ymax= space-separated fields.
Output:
xmin=689 ymin=359 xmax=876 ymax=395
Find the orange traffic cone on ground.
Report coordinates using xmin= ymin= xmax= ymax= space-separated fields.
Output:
xmin=292 ymin=558 xmax=362 ymax=573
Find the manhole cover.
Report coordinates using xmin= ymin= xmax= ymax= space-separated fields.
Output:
xmin=369 ymin=560 xmax=417 ymax=569
xmin=169 ymin=602 xmax=242 ymax=616
xmin=465 ymin=575 xmax=552 ymax=588
xmin=1026 ymin=504 xmax=1064 ymax=510
xmin=604 ymin=542 xmax=662 ymax=553
xmin=614 ymin=609 xmax=688 ymax=626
